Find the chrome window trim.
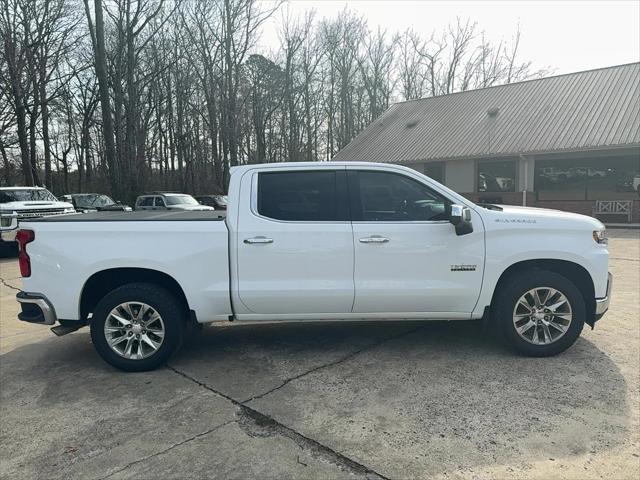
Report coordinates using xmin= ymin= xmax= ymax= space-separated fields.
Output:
xmin=351 ymin=220 xmax=451 ymax=225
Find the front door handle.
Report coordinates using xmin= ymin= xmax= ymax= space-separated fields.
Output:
xmin=244 ymin=236 xmax=274 ymax=244
xmin=359 ymin=236 xmax=389 ymax=244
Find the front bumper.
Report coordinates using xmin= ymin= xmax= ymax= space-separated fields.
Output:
xmin=0 ymin=227 xmax=18 ymax=242
xmin=594 ymin=272 xmax=613 ymax=320
xmin=16 ymin=292 xmax=58 ymax=325
xmin=0 ymin=212 xmax=19 ymax=242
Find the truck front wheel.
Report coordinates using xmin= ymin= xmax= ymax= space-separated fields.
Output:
xmin=90 ymin=283 xmax=185 ymax=371
xmin=493 ymin=270 xmax=586 ymax=357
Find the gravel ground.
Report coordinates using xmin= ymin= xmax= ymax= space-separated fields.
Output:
xmin=0 ymin=229 xmax=638 ymax=479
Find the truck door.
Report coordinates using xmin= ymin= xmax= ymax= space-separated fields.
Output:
xmin=347 ymin=168 xmax=485 ymax=315
xmin=235 ymin=168 xmax=354 ymax=316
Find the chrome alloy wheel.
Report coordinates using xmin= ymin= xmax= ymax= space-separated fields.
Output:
xmin=512 ymin=287 xmax=573 ymax=345
xmin=104 ymin=302 xmax=165 ymax=360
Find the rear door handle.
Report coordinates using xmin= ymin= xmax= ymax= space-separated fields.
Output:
xmin=244 ymin=236 xmax=274 ymax=244
xmin=359 ymin=236 xmax=389 ymax=244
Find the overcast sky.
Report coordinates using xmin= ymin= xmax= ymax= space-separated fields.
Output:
xmin=260 ymin=0 xmax=640 ymax=75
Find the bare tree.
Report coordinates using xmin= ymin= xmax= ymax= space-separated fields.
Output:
xmin=1 ymin=0 xmax=35 ymax=184
xmin=245 ymin=54 xmax=282 ymax=163
xmin=398 ymin=29 xmax=426 ymax=101
xmin=84 ymin=0 xmax=118 ymax=196
xmin=1 ymin=2 xmax=547 ymax=191
xmin=358 ymin=27 xmax=397 ymax=122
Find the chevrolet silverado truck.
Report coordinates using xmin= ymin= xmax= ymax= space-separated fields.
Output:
xmin=14 ymin=162 xmax=612 ymax=371
xmin=1 ymin=187 xmax=75 ymax=255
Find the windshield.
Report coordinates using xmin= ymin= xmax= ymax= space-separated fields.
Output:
xmin=0 ymin=188 xmax=58 ymax=203
xmin=215 ymin=195 xmax=228 ymax=205
xmin=165 ymin=195 xmax=199 ymax=206
xmin=73 ymin=194 xmax=115 ymax=208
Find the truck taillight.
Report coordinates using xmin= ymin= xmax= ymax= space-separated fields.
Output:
xmin=16 ymin=229 xmax=35 ymax=277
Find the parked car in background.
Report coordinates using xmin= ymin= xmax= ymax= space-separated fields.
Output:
xmin=134 ymin=193 xmax=215 ymax=211
xmin=575 ymin=167 xmax=609 ymax=178
xmin=478 ymin=173 xmax=514 ymax=192
xmin=0 ymin=187 xmax=74 ymax=254
xmin=195 ymin=195 xmax=228 ymax=210
xmin=615 ymin=174 xmax=640 ymax=193
xmin=60 ymin=194 xmax=132 ymax=213
xmin=15 ymin=162 xmax=611 ymax=371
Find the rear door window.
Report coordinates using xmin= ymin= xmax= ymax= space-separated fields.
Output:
xmin=256 ymin=170 xmax=348 ymax=221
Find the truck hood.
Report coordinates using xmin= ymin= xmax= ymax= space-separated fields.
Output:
xmin=0 ymin=200 xmax=74 ymax=211
xmin=486 ymin=204 xmax=604 ymax=230
xmin=167 ymin=204 xmax=215 ymax=211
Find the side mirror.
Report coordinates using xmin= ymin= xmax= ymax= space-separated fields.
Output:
xmin=450 ymin=204 xmax=473 ymax=236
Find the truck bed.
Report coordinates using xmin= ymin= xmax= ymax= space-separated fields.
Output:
xmin=21 ymin=209 xmax=231 ymax=322
xmin=28 ymin=210 xmax=226 ymax=222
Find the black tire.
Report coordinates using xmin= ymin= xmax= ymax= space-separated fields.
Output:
xmin=493 ymin=270 xmax=585 ymax=357
xmin=90 ymin=283 xmax=185 ymax=371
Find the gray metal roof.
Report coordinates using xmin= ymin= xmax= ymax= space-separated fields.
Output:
xmin=333 ymin=63 xmax=640 ymax=163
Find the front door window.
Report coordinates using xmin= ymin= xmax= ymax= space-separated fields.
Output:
xmin=349 ymin=170 xmax=450 ymax=222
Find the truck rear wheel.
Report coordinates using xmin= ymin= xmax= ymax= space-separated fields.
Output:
xmin=493 ymin=270 xmax=585 ymax=357
xmin=90 ymin=283 xmax=185 ymax=371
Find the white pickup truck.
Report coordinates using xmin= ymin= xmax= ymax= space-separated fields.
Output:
xmin=14 ymin=162 xmax=612 ymax=371
xmin=0 ymin=187 xmax=75 ymax=254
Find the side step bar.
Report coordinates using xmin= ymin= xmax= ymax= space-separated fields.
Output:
xmin=50 ymin=324 xmax=84 ymax=337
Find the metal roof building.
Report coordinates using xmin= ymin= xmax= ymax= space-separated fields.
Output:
xmin=334 ymin=63 xmax=640 ymax=222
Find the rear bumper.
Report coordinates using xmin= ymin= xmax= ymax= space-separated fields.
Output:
xmin=594 ymin=272 xmax=613 ymax=321
xmin=16 ymin=292 xmax=57 ymax=325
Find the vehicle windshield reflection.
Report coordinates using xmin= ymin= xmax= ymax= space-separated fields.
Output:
xmin=165 ymin=195 xmax=199 ymax=205
xmin=0 ymin=189 xmax=58 ymax=203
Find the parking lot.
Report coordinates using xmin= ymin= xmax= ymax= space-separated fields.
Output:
xmin=0 ymin=229 xmax=638 ymax=480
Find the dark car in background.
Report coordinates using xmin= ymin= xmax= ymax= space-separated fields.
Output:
xmin=195 ymin=195 xmax=228 ymax=210
xmin=60 ymin=194 xmax=132 ymax=213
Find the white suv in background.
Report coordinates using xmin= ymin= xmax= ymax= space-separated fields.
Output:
xmin=0 ymin=187 xmax=75 ymax=253
xmin=134 ymin=193 xmax=215 ymax=211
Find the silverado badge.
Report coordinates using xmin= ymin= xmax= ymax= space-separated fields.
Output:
xmin=450 ymin=264 xmax=477 ymax=272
